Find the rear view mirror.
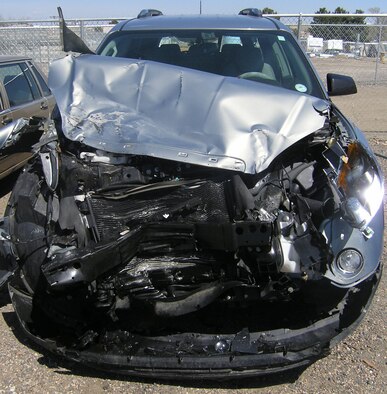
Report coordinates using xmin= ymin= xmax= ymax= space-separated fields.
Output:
xmin=57 ymin=7 xmax=94 ymax=55
xmin=327 ymin=73 xmax=357 ymax=96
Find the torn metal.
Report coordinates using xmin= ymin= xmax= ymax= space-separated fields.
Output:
xmin=0 ymin=118 xmax=30 ymax=150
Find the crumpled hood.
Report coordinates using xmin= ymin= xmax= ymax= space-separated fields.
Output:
xmin=49 ymin=55 xmax=328 ymax=174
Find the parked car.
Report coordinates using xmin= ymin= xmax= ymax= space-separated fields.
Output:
xmin=0 ymin=56 xmax=55 ymax=179
xmin=0 ymin=8 xmax=383 ymax=379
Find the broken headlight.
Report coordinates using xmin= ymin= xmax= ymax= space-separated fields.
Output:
xmin=338 ymin=142 xmax=383 ymax=232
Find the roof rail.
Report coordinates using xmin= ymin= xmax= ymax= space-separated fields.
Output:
xmin=137 ymin=9 xmax=163 ymax=19
xmin=238 ymin=8 xmax=263 ymax=17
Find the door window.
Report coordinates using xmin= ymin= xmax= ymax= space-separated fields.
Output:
xmin=29 ymin=63 xmax=51 ymax=97
xmin=0 ymin=63 xmax=41 ymax=107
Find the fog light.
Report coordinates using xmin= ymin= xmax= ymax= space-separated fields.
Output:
xmin=336 ymin=249 xmax=363 ymax=276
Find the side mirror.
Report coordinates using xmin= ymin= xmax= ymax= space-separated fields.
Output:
xmin=57 ymin=7 xmax=94 ymax=55
xmin=327 ymin=73 xmax=357 ymax=96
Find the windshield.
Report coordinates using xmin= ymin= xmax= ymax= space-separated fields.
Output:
xmin=98 ymin=29 xmax=325 ymax=99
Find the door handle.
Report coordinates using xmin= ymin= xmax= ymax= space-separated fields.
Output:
xmin=1 ymin=118 xmax=12 ymax=125
xmin=40 ymin=102 xmax=48 ymax=110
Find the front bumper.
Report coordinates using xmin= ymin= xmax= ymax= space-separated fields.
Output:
xmin=8 ymin=264 xmax=381 ymax=379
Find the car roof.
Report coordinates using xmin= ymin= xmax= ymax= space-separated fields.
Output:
xmin=116 ymin=14 xmax=289 ymax=32
xmin=0 ymin=55 xmax=32 ymax=63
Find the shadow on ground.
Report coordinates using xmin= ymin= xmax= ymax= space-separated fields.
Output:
xmin=0 ymin=288 xmax=11 ymax=307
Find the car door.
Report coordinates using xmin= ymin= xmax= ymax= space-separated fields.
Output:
xmin=28 ymin=61 xmax=56 ymax=115
xmin=0 ymin=61 xmax=48 ymax=179
xmin=0 ymin=61 xmax=49 ymax=122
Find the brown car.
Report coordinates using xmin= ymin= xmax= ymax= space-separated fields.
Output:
xmin=0 ymin=55 xmax=55 ymax=179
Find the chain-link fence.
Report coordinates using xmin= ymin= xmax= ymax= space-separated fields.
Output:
xmin=278 ymin=14 xmax=387 ymax=85
xmin=0 ymin=18 xmax=126 ymax=74
xmin=0 ymin=14 xmax=386 ymax=84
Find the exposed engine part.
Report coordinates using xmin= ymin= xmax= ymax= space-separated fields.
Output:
xmin=152 ymin=281 xmax=242 ymax=317
xmin=0 ymin=114 xmax=382 ymax=384
xmin=5 ymin=128 xmax=369 ymax=354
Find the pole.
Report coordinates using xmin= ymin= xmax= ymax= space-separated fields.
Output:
xmin=297 ymin=13 xmax=303 ymax=40
xmin=80 ymin=20 xmax=84 ymax=40
xmin=200 ymin=1 xmax=202 ymax=15
xmin=374 ymin=21 xmax=383 ymax=84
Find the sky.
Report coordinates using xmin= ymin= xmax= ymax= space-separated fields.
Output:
xmin=1 ymin=0 xmax=386 ymax=20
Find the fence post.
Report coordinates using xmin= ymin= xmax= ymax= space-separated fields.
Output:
xmin=374 ymin=20 xmax=383 ymax=84
xmin=80 ymin=20 xmax=84 ymax=40
xmin=47 ymin=43 xmax=50 ymax=71
xmin=297 ymin=13 xmax=303 ymax=39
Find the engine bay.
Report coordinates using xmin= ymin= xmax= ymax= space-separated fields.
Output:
xmin=0 ymin=104 xmax=380 ymax=381
xmin=3 ymin=118 xmax=364 ymax=340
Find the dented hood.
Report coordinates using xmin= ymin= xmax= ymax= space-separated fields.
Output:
xmin=49 ymin=55 xmax=328 ymax=174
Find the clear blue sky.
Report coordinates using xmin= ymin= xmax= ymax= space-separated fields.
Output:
xmin=1 ymin=0 xmax=386 ymax=19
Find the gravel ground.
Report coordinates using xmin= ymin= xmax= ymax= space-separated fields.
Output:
xmin=0 ymin=87 xmax=386 ymax=393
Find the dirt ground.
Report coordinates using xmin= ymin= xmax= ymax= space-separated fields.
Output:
xmin=332 ymin=85 xmax=387 ymax=133
xmin=312 ymin=56 xmax=387 ymax=87
xmin=0 ymin=87 xmax=386 ymax=393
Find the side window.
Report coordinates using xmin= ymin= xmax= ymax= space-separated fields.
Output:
xmin=22 ymin=65 xmax=41 ymax=99
xmin=100 ymin=35 xmax=143 ymax=59
xmin=0 ymin=62 xmax=40 ymax=107
xmin=29 ymin=63 xmax=51 ymax=96
xmin=100 ymin=39 xmax=119 ymax=57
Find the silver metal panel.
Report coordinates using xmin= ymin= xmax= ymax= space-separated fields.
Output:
xmin=0 ymin=118 xmax=29 ymax=149
xmin=49 ymin=55 xmax=327 ymax=174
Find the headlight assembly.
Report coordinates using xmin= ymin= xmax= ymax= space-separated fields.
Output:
xmin=338 ymin=142 xmax=384 ymax=232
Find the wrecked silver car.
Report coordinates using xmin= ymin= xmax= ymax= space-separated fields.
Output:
xmin=0 ymin=9 xmax=383 ymax=379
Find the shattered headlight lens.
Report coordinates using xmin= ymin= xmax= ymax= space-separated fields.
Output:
xmin=338 ymin=142 xmax=383 ymax=231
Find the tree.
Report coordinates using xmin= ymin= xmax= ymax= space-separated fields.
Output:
xmin=368 ymin=7 xmax=387 ymax=41
xmin=262 ymin=7 xmax=277 ymax=15
xmin=262 ymin=7 xmax=280 ymax=20
xmin=310 ymin=7 xmax=367 ymax=42
xmin=368 ymin=7 xmax=381 ymax=14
